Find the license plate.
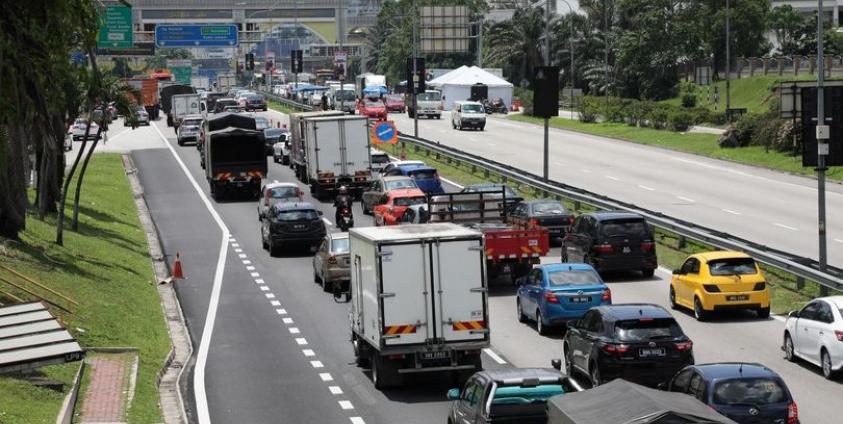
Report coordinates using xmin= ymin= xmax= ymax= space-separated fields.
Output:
xmin=570 ymin=296 xmax=590 ymax=303
xmin=727 ymin=295 xmax=749 ymax=301
xmin=622 ymin=246 xmax=631 ymax=253
xmin=294 ymin=224 xmax=305 ymax=229
xmin=421 ymin=351 xmax=450 ymax=360
xmin=639 ymin=348 xmax=666 ymax=357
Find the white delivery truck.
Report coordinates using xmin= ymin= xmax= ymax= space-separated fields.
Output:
xmin=191 ymin=76 xmax=210 ymax=91
xmin=300 ymin=115 xmax=372 ymax=198
xmin=216 ymin=74 xmax=236 ymax=93
xmin=349 ymin=223 xmax=490 ymax=389
xmin=170 ymin=93 xmax=201 ymax=130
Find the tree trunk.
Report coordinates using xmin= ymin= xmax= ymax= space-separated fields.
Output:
xmin=56 ymin=118 xmax=93 ymax=245
xmin=71 ymin=124 xmax=103 ymax=230
xmin=0 ymin=125 xmax=28 ymax=239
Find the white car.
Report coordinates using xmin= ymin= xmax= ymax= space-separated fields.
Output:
xmin=272 ymin=132 xmax=291 ymax=164
xmin=257 ymin=182 xmax=303 ymax=220
xmin=177 ymin=115 xmax=203 ymax=146
xmin=451 ymin=101 xmax=486 ymax=131
xmin=70 ymin=118 xmax=101 ymax=141
xmin=783 ymin=296 xmax=843 ymax=379
xmin=369 ymin=149 xmax=391 ymax=174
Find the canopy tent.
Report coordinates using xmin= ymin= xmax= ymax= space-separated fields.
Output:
xmin=428 ymin=65 xmax=513 ymax=110
xmin=363 ymin=85 xmax=388 ymax=96
xmin=294 ymin=85 xmax=328 ymax=93
xmin=547 ymin=379 xmax=738 ymax=424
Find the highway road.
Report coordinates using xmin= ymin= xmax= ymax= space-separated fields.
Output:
xmin=390 ymin=111 xmax=843 ymax=268
xmin=100 ymin=108 xmax=843 ymax=424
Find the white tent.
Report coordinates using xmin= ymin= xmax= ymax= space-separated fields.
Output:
xmin=428 ymin=66 xmax=514 ymax=111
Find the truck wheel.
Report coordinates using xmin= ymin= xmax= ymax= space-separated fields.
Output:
xmin=353 ymin=336 xmax=370 ymax=367
xmin=372 ymin=353 xmax=401 ymax=389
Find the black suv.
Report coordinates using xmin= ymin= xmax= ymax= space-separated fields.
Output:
xmin=561 ymin=211 xmax=657 ymax=277
xmin=261 ymin=202 xmax=326 ymax=255
xmin=556 ymin=303 xmax=694 ymax=388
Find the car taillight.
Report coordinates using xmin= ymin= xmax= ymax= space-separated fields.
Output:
xmin=601 ymin=288 xmax=611 ymax=302
xmin=787 ymin=401 xmax=798 ymax=424
xmin=593 ymin=244 xmax=613 ymax=254
xmin=835 ymin=330 xmax=843 ymax=342
xmin=544 ymin=292 xmax=559 ymax=303
xmin=640 ymin=241 xmax=654 ymax=252
xmin=528 ymin=219 xmax=539 ymax=228
xmin=601 ymin=343 xmax=629 ymax=354
xmin=568 ymin=216 xmax=575 ymax=225
xmin=753 ymin=282 xmax=766 ymax=291
xmin=703 ymin=284 xmax=721 ymax=293
xmin=327 ymin=256 xmax=337 ymax=265
xmin=674 ymin=341 xmax=693 ymax=352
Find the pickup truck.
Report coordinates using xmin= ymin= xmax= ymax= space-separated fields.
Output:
xmin=446 ymin=368 xmax=580 ymax=424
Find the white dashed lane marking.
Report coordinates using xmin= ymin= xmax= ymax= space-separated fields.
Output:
xmin=774 ymin=223 xmax=799 ymax=232
xmin=310 ymin=360 xmax=324 ymax=368
xmin=323 ymin=217 xmax=334 ymax=226
xmin=350 ymin=418 xmax=366 ymax=424
xmin=265 ymin=293 xmax=276 ymax=299
xmin=296 ymin=338 xmax=308 ymax=345
xmin=260 ymin=286 xmax=269 ymax=291
xmin=329 ymin=386 xmax=343 ymax=395
xmin=303 ymin=349 xmax=315 ymax=357
xmin=319 ymin=373 xmax=333 ymax=382
xmin=721 ymin=208 xmax=742 ymax=215
xmin=276 ymin=309 xmax=287 ymax=315
xmin=338 ymin=400 xmax=354 ymax=410
xmin=638 ymin=185 xmax=655 ymax=191
xmin=270 ymin=300 xmax=281 ymax=306
xmin=255 ymin=278 xmax=265 ymax=284
xmin=282 ymin=317 xmax=294 ymax=324
xmin=605 ymin=175 xmax=621 ymax=181
xmin=289 ymin=327 xmax=301 ymax=334
xmin=483 ymin=348 xmax=507 ymax=365
xmin=677 ymin=196 xmax=695 ymax=203
xmin=835 ymin=238 xmax=843 ymax=244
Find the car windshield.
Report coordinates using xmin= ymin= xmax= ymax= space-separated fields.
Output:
xmin=270 ymin=187 xmax=298 ymax=199
xmin=365 ymin=100 xmax=383 ymax=107
xmin=708 ymin=258 xmax=758 ymax=276
xmin=462 ymin=104 xmax=483 ymax=113
xmin=409 ymin=169 xmax=437 ymax=180
xmin=331 ymin=238 xmax=350 ymax=253
xmin=614 ymin=318 xmax=683 ymax=342
xmin=600 ymin=218 xmax=649 ymax=238
xmin=371 ymin=154 xmax=390 ymax=165
xmin=418 ymin=92 xmax=441 ymax=101
xmin=385 ymin=179 xmax=417 ymax=190
xmin=275 ymin=209 xmax=318 ymax=221
xmin=533 ymin=202 xmax=567 ymax=214
xmin=394 ymin=196 xmax=426 ymax=207
xmin=713 ymin=378 xmax=788 ymax=406
xmin=255 ymin=118 xmax=269 ymax=129
xmin=264 ymin=129 xmax=284 ymax=138
xmin=547 ymin=269 xmax=602 ymax=286
xmin=183 ymin=119 xmax=203 ymax=127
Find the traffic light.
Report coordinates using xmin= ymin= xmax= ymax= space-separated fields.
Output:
xmin=533 ymin=66 xmax=560 ymax=118
xmin=291 ymin=50 xmax=303 ymax=73
xmin=406 ymin=57 xmax=426 ymax=94
xmin=246 ymin=53 xmax=255 ymax=71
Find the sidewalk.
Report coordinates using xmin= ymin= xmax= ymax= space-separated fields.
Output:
xmin=78 ymin=352 xmax=137 ymax=424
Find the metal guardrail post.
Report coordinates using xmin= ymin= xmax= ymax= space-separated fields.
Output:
xmin=796 ymin=276 xmax=805 ymax=290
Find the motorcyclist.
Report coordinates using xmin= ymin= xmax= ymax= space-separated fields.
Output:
xmin=334 ymin=185 xmax=353 ymax=225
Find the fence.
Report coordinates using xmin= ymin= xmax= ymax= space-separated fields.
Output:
xmin=681 ymin=55 xmax=843 ymax=82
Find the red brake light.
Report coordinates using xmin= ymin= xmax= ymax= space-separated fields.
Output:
xmin=601 ymin=343 xmax=630 ymax=354
xmin=327 ymin=256 xmax=337 ymax=265
xmin=593 ymin=244 xmax=613 ymax=254
xmin=674 ymin=341 xmax=693 ymax=352
xmin=641 ymin=242 xmax=654 ymax=252
xmin=544 ymin=292 xmax=560 ymax=303
xmin=787 ymin=401 xmax=798 ymax=424
xmin=835 ymin=330 xmax=843 ymax=342
xmin=568 ymin=216 xmax=575 ymax=225
xmin=601 ymin=288 xmax=611 ymax=302
xmin=529 ymin=219 xmax=539 ymax=228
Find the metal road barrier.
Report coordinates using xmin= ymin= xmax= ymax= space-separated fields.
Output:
xmin=261 ymin=90 xmax=314 ymax=112
xmin=264 ymin=93 xmax=843 ymax=292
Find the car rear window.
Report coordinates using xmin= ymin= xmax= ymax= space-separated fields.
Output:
xmin=276 ymin=210 xmax=319 ymax=221
xmin=712 ymin=378 xmax=788 ymax=406
xmin=599 ymin=218 xmax=649 ymax=238
xmin=418 ymin=92 xmax=441 ymax=101
xmin=532 ymin=202 xmax=567 ymax=215
xmin=371 ymin=154 xmax=391 ymax=164
xmin=394 ymin=196 xmax=426 ymax=207
xmin=385 ymin=179 xmax=417 ymax=190
xmin=409 ymin=170 xmax=437 ymax=180
xmin=707 ymin=258 xmax=758 ymax=276
xmin=270 ymin=187 xmax=298 ymax=198
xmin=547 ymin=269 xmax=602 ymax=286
xmin=614 ymin=318 xmax=683 ymax=342
xmin=489 ymin=384 xmax=563 ymax=419
xmin=331 ymin=238 xmax=349 ymax=253
xmin=183 ymin=119 xmax=203 ymax=127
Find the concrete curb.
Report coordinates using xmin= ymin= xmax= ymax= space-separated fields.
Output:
xmin=122 ymin=154 xmax=191 ymax=424
xmin=55 ymin=362 xmax=85 ymax=424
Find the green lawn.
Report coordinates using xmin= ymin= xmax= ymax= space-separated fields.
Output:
xmin=509 ymin=114 xmax=843 ymax=182
xmin=0 ymin=154 xmax=170 ymax=423
xmin=661 ymin=75 xmax=816 ymax=114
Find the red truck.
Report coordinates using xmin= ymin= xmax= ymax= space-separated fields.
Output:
xmin=428 ymin=189 xmax=550 ymax=283
xmin=123 ymin=77 xmax=160 ymax=119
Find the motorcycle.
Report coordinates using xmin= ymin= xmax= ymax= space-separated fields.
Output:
xmin=338 ymin=207 xmax=354 ymax=231
xmin=485 ymin=97 xmax=508 ymax=114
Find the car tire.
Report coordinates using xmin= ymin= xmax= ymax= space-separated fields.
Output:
xmin=536 ymin=310 xmax=549 ymax=335
xmin=353 ymin=335 xmax=370 ymax=367
xmin=322 ymin=275 xmax=332 ymax=293
xmin=784 ymin=333 xmax=796 ymax=362
xmin=561 ymin=250 xmax=569 ymax=263
xmin=756 ymin=307 xmax=770 ymax=319
xmin=641 ymin=268 xmax=655 ymax=278
xmin=590 ymin=363 xmax=602 ymax=387
xmin=564 ymin=344 xmax=574 ymax=376
xmin=693 ymin=297 xmax=708 ymax=321
xmin=517 ymin=299 xmax=527 ymax=323
xmin=669 ymin=286 xmax=678 ymax=310
xmin=822 ymin=349 xmax=837 ymax=380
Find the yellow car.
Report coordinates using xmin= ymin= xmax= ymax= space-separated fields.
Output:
xmin=669 ymin=251 xmax=770 ymax=321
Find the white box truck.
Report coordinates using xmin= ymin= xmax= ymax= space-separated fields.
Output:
xmin=349 ymin=223 xmax=490 ymax=389
xmin=170 ymin=93 xmax=201 ymax=130
xmin=297 ymin=115 xmax=372 ymax=198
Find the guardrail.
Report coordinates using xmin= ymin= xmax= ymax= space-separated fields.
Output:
xmin=264 ymin=94 xmax=843 ymax=293
xmin=262 ymin=90 xmax=314 ymax=112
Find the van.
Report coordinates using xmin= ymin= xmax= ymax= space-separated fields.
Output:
xmin=369 ymin=149 xmax=391 ymax=174
xmin=452 ymin=101 xmax=486 ymax=131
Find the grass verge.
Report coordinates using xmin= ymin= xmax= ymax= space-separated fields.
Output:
xmin=380 ymin=142 xmax=826 ymax=313
xmin=509 ymin=114 xmax=843 ymax=182
xmin=267 ymin=99 xmax=305 ymax=115
xmin=0 ymin=154 xmax=170 ymax=423
xmin=661 ymin=75 xmax=816 ymax=114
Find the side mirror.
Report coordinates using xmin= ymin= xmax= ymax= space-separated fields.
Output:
xmin=446 ymin=388 xmax=460 ymax=400
xmin=788 ymin=310 xmax=799 ymax=318
xmin=657 ymin=382 xmax=667 ymax=391
xmin=672 ymin=269 xmax=682 ymax=275
xmin=550 ymin=359 xmax=562 ymax=370
xmin=566 ymin=320 xmax=577 ymax=330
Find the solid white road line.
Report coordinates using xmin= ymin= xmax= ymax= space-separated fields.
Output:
xmin=483 ymin=348 xmax=507 ymax=365
xmin=153 ymin=122 xmax=229 ymax=424
xmin=605 ymin=175 xmax=621 ymax=181
xmin=721 ymin=208 xmax=742 ymax=215
xmin=677 ymin=196 xmax=695 ymax=203
xmin=774 ymin=223 xmax=799 ymax=232
xmin=439 ymin=176 xmax=464 ymax=190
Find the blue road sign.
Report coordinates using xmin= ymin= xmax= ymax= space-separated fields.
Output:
xmin=372 ymin=121 xmax=398 ymax=144
xmin=155 ymin=25 xmax=238 ymax=48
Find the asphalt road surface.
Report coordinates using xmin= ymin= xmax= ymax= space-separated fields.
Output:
xmin=109 ymin=108 xmax=843 ymax=424
xmin=390 ymin=111 xmax=843 ymax=268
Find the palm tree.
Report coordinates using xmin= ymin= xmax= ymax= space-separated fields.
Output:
xmin=485 ymin=7 xmax=549 ymax=86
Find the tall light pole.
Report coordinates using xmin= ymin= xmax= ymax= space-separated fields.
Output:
xmin=817 ymin=0 xmax=829 ymax=285
xmin=412 ymin=0 xmax=419 ymax=138
xmin=725 ymin=0 xmax=731 ymax=114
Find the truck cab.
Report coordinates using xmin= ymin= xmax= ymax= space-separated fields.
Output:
xmin=407 ymin=90 xmax=442 ymax=119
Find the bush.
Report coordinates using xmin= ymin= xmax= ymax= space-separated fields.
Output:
xmin=733 ymin=113 xmax=764 ymax=147
xmin=668 ymin=111 xmax=695 ymax=132
xmin=647 ymin=104 xmax=670 ymax=129
xmin=681 ymin=93 xmax=697 ymax=108
xmin=578 ymin=96 xmax=600 ymax=123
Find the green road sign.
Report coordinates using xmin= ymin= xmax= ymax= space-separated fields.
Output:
xmin=171 ymin=67 xmax=192 ymax=85
xmin=98 ymin=5 xmax=133 ymax=49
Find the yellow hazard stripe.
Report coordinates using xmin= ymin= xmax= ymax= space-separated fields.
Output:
xmin=452 ymin=321 xmax=486 ymax=331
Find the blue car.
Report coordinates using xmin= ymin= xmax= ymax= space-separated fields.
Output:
xmin=665 ymin=363 xmax=799 ymax=424
xmin=516 ymin=263 xmax=611 ymax=335
xmin=384 ymin=164 xmax=445 ymax=194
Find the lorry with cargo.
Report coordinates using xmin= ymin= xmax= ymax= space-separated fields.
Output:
xmin=160 ymin=84 xmax=196 ymax=127
xmin=349 ymin=223 xmax=490 ymax=389
xmin=288 ymin=110 xmax=343 ymax=169
xmin=170 ymin=93 xmax=202 ymax=130
xmin=123 ymin=77 xmax=160 ymax=119
xmin=407 ymin=89 xmax=443 ymax=119
xmin=355 ymin=73 xmax=386 ymax=97
xmin=191 ymin=76 xmax=210 ymax=91
xmin=202 ymin=113 xmax=265 ymax=200
xmin=216 ymin=74 xmax=236 ymax=93
xmin=293 ymin=115 xmax=372 ymax=198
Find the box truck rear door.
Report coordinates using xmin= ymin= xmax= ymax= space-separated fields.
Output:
xmin=433 ymin=238 xmax=488 ymax=342
xmin=379 ymin=242 xmax=432 ymax=346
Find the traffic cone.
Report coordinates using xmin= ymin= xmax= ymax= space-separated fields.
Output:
xmin=172 ymin=252 xmax=184 ymax=279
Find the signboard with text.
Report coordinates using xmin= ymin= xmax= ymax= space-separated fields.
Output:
xmin=97 ymin=5 xmax=133 ymax=49
xmin=155 ymin=25 xmax=238 ymax=48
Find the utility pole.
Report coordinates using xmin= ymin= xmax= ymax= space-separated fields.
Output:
xmin=412 ymin=0 xmax=419 ymax=138
xmin=817 ymin=0 xmax=829 ymax=288
xmin=543 ymin=0 xmax=551 ymax=180
xmin=339 ymin=0 xmax=345 ymax=113
xmin=477 ymin=19 xmax=483 ymax=68
xmin=294 ymin=0 xmax=299 ymax=91
xmin=725 ymin=0 xmax=731 ymax=114
xmin=604 ymin=0 xmax=610 ymax=109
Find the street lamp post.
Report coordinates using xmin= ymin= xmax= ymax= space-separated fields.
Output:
xmin=542 ymin=0 xmax=577 ymax=179
xmin=817 ymin=0 xmax=829 ymax=288
xmin=725 ymin=0 xmax=731 ymax=114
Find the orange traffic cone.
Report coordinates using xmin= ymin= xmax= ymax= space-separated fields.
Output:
xmin=172 ymin=252 xmax=184 ymax=280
